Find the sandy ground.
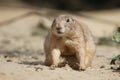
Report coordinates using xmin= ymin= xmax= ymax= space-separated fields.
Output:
xmin=0 ymin=7 xmax=120 ymax=80
xmin=0 ymin=46 xmax=120 ymax=80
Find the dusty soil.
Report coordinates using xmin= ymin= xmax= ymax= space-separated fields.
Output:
xmin=0 ymin=7 xmax=120 ymax=80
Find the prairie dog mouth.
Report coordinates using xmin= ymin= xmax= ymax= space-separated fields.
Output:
xmin=56 ymin=28 xmax=65 ymax=34
xmin=57 ymin=30 xmax=64 ymax=34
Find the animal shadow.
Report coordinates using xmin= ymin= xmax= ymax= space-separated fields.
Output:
xmin=19 ymin=60 xmax=44 ymax=66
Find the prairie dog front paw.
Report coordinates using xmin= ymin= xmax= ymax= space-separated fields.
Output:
xmin=65 ymin=40 xmax=73 ymax=46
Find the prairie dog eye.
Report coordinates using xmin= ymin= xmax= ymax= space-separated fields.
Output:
xmin=66 ymin=18 xmax=70 ymax=22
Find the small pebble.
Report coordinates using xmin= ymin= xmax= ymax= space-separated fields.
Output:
xmin=4 ymin=55 xmax=8 ymax=58
xmin=34 ymin=67 xmax=43 ymax=71
xmin=6 ymin=59 xmax=12 ymax=62
xmin=100 ymin=65 xmax=105 ymax=68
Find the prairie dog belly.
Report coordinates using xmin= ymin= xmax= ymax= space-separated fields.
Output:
xmin=56 ymin=37 xmax=76 ymax=56
xmin=60 ymin=45 xmax=76 ymax=56
xmin=58 ymin=42 xmax=75 ymax=56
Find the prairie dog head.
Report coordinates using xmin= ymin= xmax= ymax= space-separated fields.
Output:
xmin=51 ymin=15 xmax=77 ymax=37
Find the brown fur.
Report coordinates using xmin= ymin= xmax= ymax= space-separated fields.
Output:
xmin=44 ymin=15 xmax=96 ymax=70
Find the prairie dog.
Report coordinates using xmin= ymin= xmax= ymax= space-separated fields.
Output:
xmin=44 ymin=15 xmax=96 ymax=70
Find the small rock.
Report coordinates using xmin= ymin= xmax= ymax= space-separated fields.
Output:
xmin=64 ymin=64 xmax=72 ymax=71
xmin=100 ymin=65 xmax=105 ymax=68
xmin=49 ymin=65 xmax=56 ymax=70
xmin=4 ymin=55 xmax=8 ymax=58
xmin=31 ymin=56 xmax=39 ymax=60
xmin=2 ymin=40 xmax=11 ymax=44
xmin=115 ymin=59 xmax=120 ymax=65
xmin=34 ymin=67 xmax=43 ymax=71
xmin=6 ymin=59 xmax=12 ymax=62
xmin=0 ymin=72 xmax=6 ymax=75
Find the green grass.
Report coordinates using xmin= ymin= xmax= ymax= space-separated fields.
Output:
xmin=97 ymin=37 xmax=114 ymax=46
xmin=111 ymin=55 xmax=120 ymax=64
xmin=97 ymin=27 xmax=120 ymax=45
xmin=112 ymin=27 xmax=120 ymax=43
xmin=32 ymin=22 xmax=48 ymax=37
xmin=110 ymin=27 xmax=120 ymax=69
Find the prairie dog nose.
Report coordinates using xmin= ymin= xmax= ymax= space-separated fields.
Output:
xmin=56 ymin=23 xmax=62 ymax=30
xmin=56 ymin=27 xmax=62 ymax=30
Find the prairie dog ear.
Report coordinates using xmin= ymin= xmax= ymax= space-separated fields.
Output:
xmin=65 ymin=17 xmax=74 ymax=23
xmin=71 ymin=18 xmax=75 ymax=23
xmin=66 ymin=18 xmax=70 ymax=22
